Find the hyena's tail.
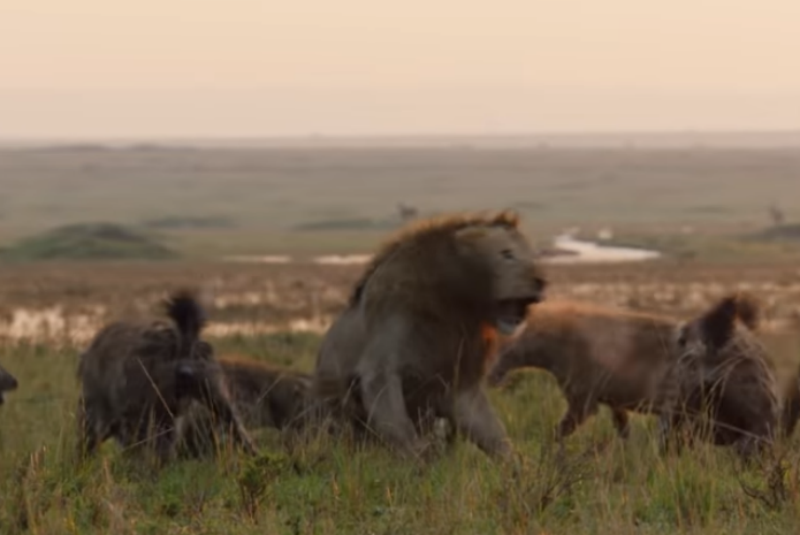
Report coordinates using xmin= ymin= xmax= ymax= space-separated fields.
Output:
xmin=781 ymin=371 xmax=800 ymax=438
xmin=163 ymin=289 xmax=207 ymax=356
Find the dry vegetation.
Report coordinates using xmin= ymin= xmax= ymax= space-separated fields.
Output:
xmin=2 ymin=260 xmax=800 ymax=534
xmin=2 ymin=146 xmax=800 ymax=532
xmin=1 ymin=146 xmax=799 ymax=256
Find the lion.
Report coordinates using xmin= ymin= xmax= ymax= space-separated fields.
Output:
xmin=76 ymin=290 xmax=256 ymax=462
xmin=0 ymin=362 xmax=18 ymax=405
xmin=312 ymin=210 xmax=546 ymax=460
xmin=486 ymin=293 xmax=779 ymax=459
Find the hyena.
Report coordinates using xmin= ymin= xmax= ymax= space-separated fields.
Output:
xmin=486 ymin=299 xmax=685 ymax=442
xmin=0 ymin=362 xmax=18 ymax=405
xmin=176 ymin=355 xmax=317 ymax=457
xmin=670 ymin=294 xmax=779 ymax=459
xmin=76 ymin=290 xmax=256 ymax=462
xmin=487 ymin=294 xmax=777 ymax=459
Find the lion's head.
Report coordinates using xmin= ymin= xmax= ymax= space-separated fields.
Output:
xmin=355 ymin=210 xmax=546 ymax=335
xmin=453 ymin=221 xmax=546 ymax=333
xmin=0 ymin=362 xmax=18 ymax=405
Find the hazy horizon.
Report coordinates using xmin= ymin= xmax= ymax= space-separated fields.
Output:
xmin=3 ymin=1 xmax=800 ymax=138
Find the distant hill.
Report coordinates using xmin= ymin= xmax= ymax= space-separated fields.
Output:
xmin=141 ymin=215 xmax=237 ymax=230
xmin=749 ymin=224 xmax=800 ymax=242
xmin=0 ymin=223 xmax=178 ymax=261
xmin=292 ymin=218 xmax=401 ymax=232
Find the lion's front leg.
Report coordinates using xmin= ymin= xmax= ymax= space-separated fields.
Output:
xmin=359 ymin=369 xmax=430 ymax=459
xmin=452 ymin=385 xmax=513 ymax=459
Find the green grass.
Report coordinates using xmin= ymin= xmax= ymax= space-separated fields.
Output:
xmin=0 ymin=223 xmax=178 ymax=262
xmin=603 ymin=231 xmax=800 ymax=263
xmin=3 ymin=333 xmax=800 ymax=534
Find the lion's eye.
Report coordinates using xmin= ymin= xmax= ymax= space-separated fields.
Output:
xmin=501 ymin=249 xmax=515 ymax=260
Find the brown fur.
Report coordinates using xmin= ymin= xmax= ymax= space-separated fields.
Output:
xmin=76 ymin=290 xmax=256 ymax=463
xmin=177 ymin=355 xmax=316 ymax=456
xmin=313 ymin=210 xmax=546 ymax=460
xmin=673 ymin=293 xmax=779 ymax=459
xmin=0 ymin=362 xmax=18 ymax=405
xmin=487 ymin=300 xmax=685 ymax=441
xmin=487 ymin=294 xmax=779 ymax=459
xmin=781 ymin=371 xmax=800 ymax=438
xmin=218 ymin=355 xmax=313 ymax=430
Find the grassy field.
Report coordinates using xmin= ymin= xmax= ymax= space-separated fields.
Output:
xmin=3 ymin=331 xmax=800 ymax=535
xmin=1 ymin=144 xmax=800 ymax=532
xmin=1 ymin=260 xmax=800 ymax=533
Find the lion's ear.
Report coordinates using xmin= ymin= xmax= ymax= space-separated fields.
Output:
xmin=454 ymin=226 xmax=489 ymax=244
xmin=491 ymin=210 xmax=520 ymax=228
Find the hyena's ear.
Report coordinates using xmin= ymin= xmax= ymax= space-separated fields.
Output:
xmin=699 ymin=296 xmax=739 ymax=350
xmin=731 ymin=292 xmax=760 ymax=331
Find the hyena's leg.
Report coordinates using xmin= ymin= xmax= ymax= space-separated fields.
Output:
xmin=610 ymin=407 xmax=630 ymax=439
xmin=657 ymin=408 xmax=695 ymax=455
xmin=555 ymin=397 xmax=598 ymax=441
xmin=77 ymin=397 xmax=111 ymax=459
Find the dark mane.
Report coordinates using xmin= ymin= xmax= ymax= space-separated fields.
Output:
xmin=347 ymin=210 xmax=520 ymax=306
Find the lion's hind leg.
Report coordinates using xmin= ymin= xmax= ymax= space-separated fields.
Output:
xmin=452 ymin=385 xmax=513 ymax=459
xmin=359 ymin=369 xmax=430 ymax=459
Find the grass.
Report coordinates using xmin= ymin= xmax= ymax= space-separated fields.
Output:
xmin=0 ymin=223 xmax=177 ymax=262
xmin=602 ymin=231 xmax=800 ymax=264
xmin=3 ymin=333 xmax=800 ymax=534
xmin=2 ymin=144 xmax=800 ymax=532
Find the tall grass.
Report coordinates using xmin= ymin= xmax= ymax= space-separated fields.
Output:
xmin=2 ymin=334 xmax=800 ymax=534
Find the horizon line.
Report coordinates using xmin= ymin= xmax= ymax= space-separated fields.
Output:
xmin=2 ymin=129 xmax=800 ymax=149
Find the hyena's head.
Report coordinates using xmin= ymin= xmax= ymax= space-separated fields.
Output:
xmin=674 ymin=293 xmax=762 ymax=363
xmin=0 ymin=362 xmax=19 ymax=405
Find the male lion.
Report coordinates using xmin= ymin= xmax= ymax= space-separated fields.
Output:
xmin=77 ymin=290 xmax=256 ymax=462
xmin=313 ymin=211 xmax=546 ymax=460
xmin=0 ymin=362 xmax=18 ymax=405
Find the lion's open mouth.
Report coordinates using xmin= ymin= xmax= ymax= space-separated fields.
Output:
xmin=495 ymin=296 xmax=539 ymax=335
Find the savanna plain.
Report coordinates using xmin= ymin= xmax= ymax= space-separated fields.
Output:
xmin=2 ymin=144 xmax=800 ymax=534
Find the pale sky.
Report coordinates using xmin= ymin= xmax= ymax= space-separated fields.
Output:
xmin=1 ymin=0 xmax=799 ymax=138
